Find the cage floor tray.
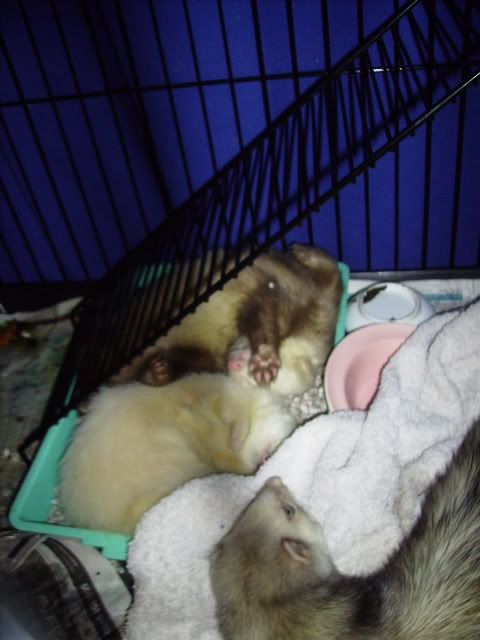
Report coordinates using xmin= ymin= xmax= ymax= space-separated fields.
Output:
xmin=9 ymin=262 xmax=350 ymax=560
xmin=9 ymin=411 xmax=129 ymax=560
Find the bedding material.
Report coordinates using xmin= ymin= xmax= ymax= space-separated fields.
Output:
xmin=126 ymin=298 xmax=480 ymax=640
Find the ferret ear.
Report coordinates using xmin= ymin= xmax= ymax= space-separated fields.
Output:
xmin=229 ymin=419 xmax=250 ymax=453
xmin=282 ymin=538 xmax=312 ymax=565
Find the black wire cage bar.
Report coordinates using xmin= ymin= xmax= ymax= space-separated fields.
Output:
xmin=19 ymin=0 xmax=480 ymax=455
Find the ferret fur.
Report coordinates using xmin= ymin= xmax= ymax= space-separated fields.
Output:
xmin=211 ymin=417 xmax=480 ymax=639
xmin=227 ymin=334 xmax=322 ymax=396
xmin=115 ymin=245 xmax=342 ymax=395
xmin=60 ymin=373 xmax=295 ymax=536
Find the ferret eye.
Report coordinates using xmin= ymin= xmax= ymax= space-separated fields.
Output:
xmin=282 ymin=504 xmax=295 ymax=520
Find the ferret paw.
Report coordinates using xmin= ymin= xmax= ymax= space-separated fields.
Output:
xmin=139 ymin=356 xmax=172 ymax=386
xmin=227 ymin=348 xmax=251 ymax=373
xmin=248 ymin=344 xmax=281 ymax=386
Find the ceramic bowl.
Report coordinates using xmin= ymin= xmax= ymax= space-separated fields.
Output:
xmin=345 ymin=282 xmax=434 ymax=333
xmin=324 ymin=323 xmax=415 ymax=411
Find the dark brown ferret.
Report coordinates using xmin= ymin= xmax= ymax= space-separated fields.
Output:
xmin=211 ymin=418 xmax=480 ymax=639
xmin=117 ymin=245 xmax=342 ymax=395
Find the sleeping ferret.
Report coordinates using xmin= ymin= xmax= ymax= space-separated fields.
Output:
xmin=60 ymin=371 xmax=295 ymax=536
xmin=115 ymin=245 xmax=342 ymax=395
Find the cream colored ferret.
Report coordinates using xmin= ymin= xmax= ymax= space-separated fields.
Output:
xmin=60 ymin=372 xmax=295 ymax=535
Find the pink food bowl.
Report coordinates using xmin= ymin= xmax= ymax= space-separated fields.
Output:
xmin=325 ymin=323 xmax=415 ymax=411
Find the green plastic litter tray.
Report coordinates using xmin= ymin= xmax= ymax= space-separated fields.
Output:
xmin=9 ymin=261 xmax=350 ymax=561
xmin=335 ymin=262 xmax=349 ymax=345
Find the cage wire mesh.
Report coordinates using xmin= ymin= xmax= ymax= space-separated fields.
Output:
xmin=0 ymin=0 xmax=479 ymax=450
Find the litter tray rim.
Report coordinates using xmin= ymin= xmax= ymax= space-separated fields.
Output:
xmin=9 ymin=410 xmax=130 ymax=560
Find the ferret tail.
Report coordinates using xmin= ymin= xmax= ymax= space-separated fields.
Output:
xmin=381 ymin=418 xmax=480 ymax=639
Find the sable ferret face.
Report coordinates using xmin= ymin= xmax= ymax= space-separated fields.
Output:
xmin=211 ymin=477 xmax=335 ymax=603
xmin=227 ymin=477 xmax=319 ymax=550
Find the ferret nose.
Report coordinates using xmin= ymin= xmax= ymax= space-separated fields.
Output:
xmin=265 ymin=476 xmax=283 ymax=489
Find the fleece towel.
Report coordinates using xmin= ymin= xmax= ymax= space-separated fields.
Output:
xmin=126 ymin=299 xmax=480 ymax=640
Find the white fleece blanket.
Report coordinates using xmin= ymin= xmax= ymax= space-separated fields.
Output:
xmin=126 ymin=299 xmax=480 ymax=640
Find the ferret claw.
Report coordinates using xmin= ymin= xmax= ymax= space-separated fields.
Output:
xmin=248 ymin=344 xmax=281 ymax=386
xmin=142 ymin=356 xmax=172 ymax=386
